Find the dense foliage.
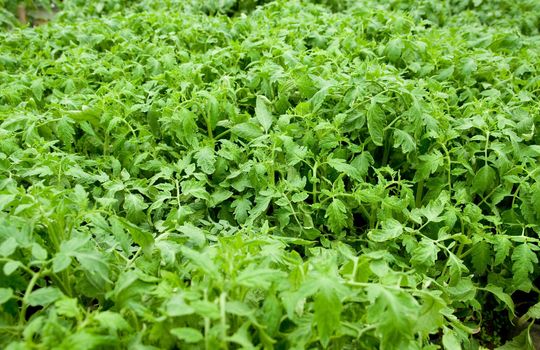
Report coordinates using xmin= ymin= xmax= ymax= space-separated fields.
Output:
xmin=1 ymin=0 xmax=540 ymax=348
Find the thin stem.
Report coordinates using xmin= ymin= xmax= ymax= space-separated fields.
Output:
xmin=312 ymin=161 xmax=318 ymax=204
xmin=219 ymin=292 xmax=228 ymax=349
xmin=206 ymin=115 xmax=214 ymax=140
xmin=19 ymin=270 xmax=41 ymax=326
xmin=382 ymin=135 xmax=390 ymax=166
xmin=204 ymin=289 xmax=211 ymax=350
xmin=415 ymin=180 xmax=424 ymax=208
xmin=440 ymin=142 xmax=452 ymax=192
xmin=484 ymin=131 xmax=490 ymax=166
xmin=214 ymin=128 xmax=231 ymax=140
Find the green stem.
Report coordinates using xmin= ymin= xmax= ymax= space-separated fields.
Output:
xmin=458 ymin=247 xmax=474 ymax=259
xmin=349 ymin=257 xmax=359 ymax=283
xmin=103 ymin=131 xmax=109 ymax=156
xmin=369 ymin=204 xmax=377 ymax=229
xmin=318 ymin=192 xmax=356 ymax=206
xmin=269 ymin=144 xmax=275 ymax=186
xmin=214 ymin=129 xmax=231 ymax=140
xmin=440 ymin=142 xmax=452 ymax=192
xmin=312 ymin=162 xmax=318 ymax=204
xmin=357 ymin=204 xmax=371 ymax=226
xmin=42 ymin=216 xmax=60 ymax=252
xmin=49 ymin=273 xmax=72 ymax=297
xmin=204 ymin=289 xmax=211 ymax=350
xmin=382 ymin=135 xmax=390 ymax=167
xmin=415 ymin=180 xmax=424 ymax=208
xmin=125 ymin=247 xmax=142 ymax=269
xmin=0 ymin=258 xmax=34 ymax=276
xmin=19 ymin=270 xmax=41 ymax=326
xmin=220 ymin=292 xmax=228 ymax=349
xmin=175 ymin=179 xmax=181 ymax=208
xmin=455 ymin=218 xmax=467 ymax=258
xmin=205 ymin=115 xmax=213 ymax=140
xmin=484 ymin=131 xmax=490 ymax=166
xmin=283 ymin=194 xmax=304 ymax=233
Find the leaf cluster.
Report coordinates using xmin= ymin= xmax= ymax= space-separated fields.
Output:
xmin=1 ymin=0 xmax=540 ymax=349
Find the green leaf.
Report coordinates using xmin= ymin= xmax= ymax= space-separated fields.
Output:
xmin=314 ymin=285 xmax=341 ymax=348
xmin=232 ymin=122 xmax=263 ymax=140
xmin=55 ymin=298 xmax=81 ymax=318
xmin=415 ymin=293 xmax=446 ymax=336
xmin=66 ymin=108 xmax=100 ymax=126
xmin=291 ymin=192 xmax=309 ymax=203
xmin=367 ymin=103 xmax=384 ymax=146
xmin=177 ymin=223 xmax=206 ymax=247
xmin=123 ymin=193 xmax=148 ymax=222
xmin=249 ymin=195 xmax=272 ymax=219
xmin=226 ymin=300 xmax=253 ymax=317
xmin=483 ymin=284 xmax=514 ymax=315
xmin=442 ymin=328 xmax=461 ymax=350
xmin=75 ymin=251 xmax=110 ymax=283
xmin=526 ymin=302 xmax=540 ymax=319
xmin=196 ymin=146 xmax=216 ymax=174
xmin=327 ymin=158 xmax=362 ymax=181
xmin=171 ymin=327 xmax=203 ymax=343
xmin=368 ymin=219 xmax=403 ymax=242
xmin=147 ymin=107 xmax=161 ymax=137
xmin=181 ymin=179 xmax=209 ymax=200
xmin=473 ymin=165 xmax=496 ymax=194
xmin=176 ymin=109 xmax=199 ymax=147
xmin=236 ymin=267 xmax=286 ymax=289
xmin=497 ymin=328 xmax=534 ymax=350
xmin=31 ymin=243 xmax=48 ymax=260
xmin=0 ymin=288 xmax=13 ymax=305
xmin=261 ymin=292 xmax=282 ymax=336
xmin=255 ymin=95 xmax=274 ymax=132
xmin=181 ymin=247 xmax=218 ymax=277
xmin=421 ymin=195 xmax=446 ymax=223
xmin=386 ymin=38 xmax=404 ymax=62
xmin=231 ymin=196 xmax=251 ymax=224
xmin=310 ymin=87 xmax=329 ymax=112
xmin=494 ymin=236 xmax=512 ymax=266
xmin=227 ymin=322 xmax=255 ymax=348
xmin=56 ymin=118 xmax=75 ymax=145
xmin=531 ymin=182 xmax=540 ymax=218
xmin=366 ymin=286 xmax=418 ymax=348
xmin=393 ymin=129 xmax=416 ymax=153
xmin=116 ymin=217 xmax=154 ymax=251
xmin=30 ymin=79 xmax=44 ymax=101
xmin=3 ymin=260 xmax=19 ymax=275
xmin=461 ymin=58 xmax=477 ymax=75
xmin=447 ymin=256 xmax=471 ymax=286
xmin=351 ymin=152 xmax=373 ymax=179
xmin=0 ymin=237 xmax=17 ymax=257
xmin=471 ymin=241 xmax=490 ymax=275
xmin=325 ymin=198 xmax=348 ymax=234
xmin=210 ymin=189 xmax=233 ymax=207
xmin=511 ymin=243 xmax=538 ymax=292
xmin=166 ymin=293 xmax=195 ymax=317
xmin=94 ymin=311 xmax=131 ymax=332
xmin=53 ymin=254 xmax=72 ymax=273
xmin=0 ymin=194 xmax=15 ymax=212
xmin=415 ymin=151 xmax=444 ymax=181
xmin=410 ymin=239 xmax=439 ymax=267
xmin=436 ymin=65 xmax=454 ymax=81
xmin=27 ymin=287 xmax=63 ymax=307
